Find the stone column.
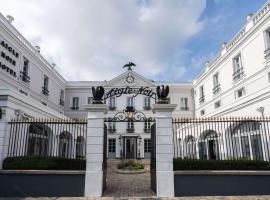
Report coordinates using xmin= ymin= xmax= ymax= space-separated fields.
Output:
xmin=83 ymin=104 xmax=108 ymax=197
xmin=153 ymin=104 xmax=177 ymax=197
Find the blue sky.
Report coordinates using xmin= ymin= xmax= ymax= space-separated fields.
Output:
xmin=175 ymin=0 xmax=266 ymax=82
xmin=0 ymin=0 xmax=267 ymax=82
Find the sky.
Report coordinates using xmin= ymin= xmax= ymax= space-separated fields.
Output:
xmin=0 ymin=0 xmax=267 ymax=82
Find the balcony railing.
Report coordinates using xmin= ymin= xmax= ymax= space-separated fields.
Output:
xmin=108 ymin=128 xmax=116 ymax=133
xmin=42 ymin=87 xmax=49 ymax=96
xmin=20 ymin=71 xmax=30 ymax=83
xmin=126 ymin=128 xmax=135 ymax=133
xmin=109 ymin=106 xmax=116 ymax=110
xmin=233 ymin=68 xmax=244 ymax=82
xmin=70 ymin=106 xmax=79 ymax=110
xmin=144 ymin=128 xmax=150 ymax=133
xmin=180 ymin=107 xmax=189 ymax=111
xmin=143 ymin=106 xmax=151 ymax=110
xmin=199 ymin=95 xmax=205 ymax=104
xmin=213 ymin=84 xmax=221 ymax=95
xmin=59 ymin=99 xmax=65 ymax=106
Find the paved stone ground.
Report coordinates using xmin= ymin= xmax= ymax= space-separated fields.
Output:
xmin=103 ymin=161 xmax=155 ymax=198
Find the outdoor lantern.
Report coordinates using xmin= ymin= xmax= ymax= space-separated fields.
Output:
xmin=125 ymin=106 xmax=135 ymax=119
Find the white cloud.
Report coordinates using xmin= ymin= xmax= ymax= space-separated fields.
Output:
xmin=0 ymin=0 xmax=206 ymax=81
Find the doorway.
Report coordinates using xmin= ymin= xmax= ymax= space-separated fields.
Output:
xmin=123 ymin=137 xmax=137 ymax=159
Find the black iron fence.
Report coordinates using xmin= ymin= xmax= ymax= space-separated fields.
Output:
xmin=8 ymin=118 xmax=87 ymax=159
xmin=173 ymin=117 xmax=270 ymax=161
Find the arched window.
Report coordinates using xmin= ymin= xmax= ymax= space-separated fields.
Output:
xmin=232 ymin=121 xmax=263 ymax=160
xmin=199 ymin=130 xmax=219 ymax=160
xmin=76 ymin=136 xmax=85 ymax=158
xmin=59 ymin=132 xmax=73 ymax=158
xmin=27 ymin=124 xmax=50 ymax=156
xmin=183 ymin=135 xmax=196 ymax=159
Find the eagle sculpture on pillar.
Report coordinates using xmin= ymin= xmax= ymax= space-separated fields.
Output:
xmin=123 ymin=62 xmax=136 ymax=71
xmin=92 ymin=86 xmax=105 ymax=104
xmin=156 ymin=85 xmax=170 ymax=104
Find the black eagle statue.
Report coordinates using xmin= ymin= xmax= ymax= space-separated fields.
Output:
xmin=156 ymin=85 xmax=170 ymax=104
xmin=92 ymin=86 xmax=105 ymax=104
xmin=123 ymin=62 xmax=136 ymax=70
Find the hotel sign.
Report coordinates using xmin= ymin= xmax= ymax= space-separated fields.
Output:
xmin=103 ymin=86 xmax=156 ymax=99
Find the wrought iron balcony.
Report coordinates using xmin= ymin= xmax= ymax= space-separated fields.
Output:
xmin=232 ymin=68 xmax=244 ymax=82
xmin=108 ymin=128 xmax=116 ymax=133
xmin=20 ymin=71 xmax=30 ymax=83
xmin=143 ymin=106 xmax=151 ymax=110
xmin=59 ymin=99 xmax=65 ymax=106
xmin=126 ymin=128 xmax=135 ymax=133
xmin=42 ymin=87 xmax=49 ymax=96
xmin=70 ymin=106 xmax=79 ymax=110
xmin=199 ymin=95 xmax=205 ymax=104
xmin=109 ymin=106 xmax=116 ymax=110
xmin=144 ymin=128 xmax=150 ymax=133
xmin=180 ymin=107 xmax=189 ymax=111
xmin=213 ymin=84 xmax=221 ymax=95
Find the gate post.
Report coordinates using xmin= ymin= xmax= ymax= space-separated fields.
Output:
xmin=153 ymin=104 xmax=176 ymax=197
xmin=83 ymin=104 xmax=108 ymax=197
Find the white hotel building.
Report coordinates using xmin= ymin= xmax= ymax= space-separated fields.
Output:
xmin=1 ymin=1 xmax=270 ymax=162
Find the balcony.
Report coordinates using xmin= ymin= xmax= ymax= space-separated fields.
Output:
xmin=143 ymin=106 xmax=151 ymax=110
xmin=70 ymin=106 xmax=79 ymax=111
xmin=59 ymin=99 xmax=65 ymax=106
xmin=213 ymin=84 xmax=221 ymax=95
xmin=233 ymin=68 xmax=244 ymax=82
xmin=126 ymin=128 xmax=135 ymax=133
xmin=42 ymin=87 xmax=49 ymax=96
xmin=144 ymin=128 xmax=150 ymax=133
xmin=109 ymin=106 xmax=116 ymax=110
xmin=20 ymin=71 xmax=30 ymax=83
xmin=108 ymin=128 xmax=116 ymax=133
xmin=264 ymin=47 xmax=270 ymax=60
xmin=180 ymin=107 xmax=189 ymax=111
xmin=199 ymin=95 xmax=205 ymax=104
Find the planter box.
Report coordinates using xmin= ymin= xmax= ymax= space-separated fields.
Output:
xmin=174 ymin=171 xmax=270 ymax=196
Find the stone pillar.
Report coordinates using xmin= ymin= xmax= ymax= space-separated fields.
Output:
xmin=0 ymin=108 xmax=13 ymax=169
xmin=83 ymin=104 xmax=108 ymax=197
xmin=153 ymin=104 xmax=177 ymax=197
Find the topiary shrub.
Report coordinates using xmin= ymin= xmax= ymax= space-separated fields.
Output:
xmin=173 ymin=158 xmax=270 ymax=171
xmin=117 ymin=160 xmax=144 ymax=170
xmin=2 ymin=156 xmax=86 ymax=170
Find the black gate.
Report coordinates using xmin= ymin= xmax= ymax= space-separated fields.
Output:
xmin=103 ymin=123 xmax=107 ymax=194
xmin=150 ymin=123 xmax=156 ymax=193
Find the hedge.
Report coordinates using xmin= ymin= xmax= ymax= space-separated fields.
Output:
xmin=174 ymin=158 xmax=270 ymax=171
xmin=2 ymin=156 xmax=86 ymax=170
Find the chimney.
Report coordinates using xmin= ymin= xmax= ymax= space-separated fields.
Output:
xmin=6 ymin=15 xmax=14 ymax=23
xmin=246 ymin=13 xmax=253 ymax=22
xmin=35 ymin=46 xmax=40 ymax=53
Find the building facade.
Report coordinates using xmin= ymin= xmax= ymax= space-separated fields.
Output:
xmin=1 ymin=1 xmax=270 ymax=161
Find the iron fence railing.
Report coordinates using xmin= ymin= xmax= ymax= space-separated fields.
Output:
xmin=172 ymin=117 xmax=270 ymax=161
xmin=7 ymin=118 xmax=87 ymax=159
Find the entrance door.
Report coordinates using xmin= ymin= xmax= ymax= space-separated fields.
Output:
xmin=124 ymin=137 xmax=137 ymax=159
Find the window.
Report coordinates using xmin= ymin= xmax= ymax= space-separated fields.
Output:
xmin=264 ymin=29 xmax=270 ymax=59
xmin=144 ymin=97 xmax=151 ymax=110
xmin=109 ymin=97 xmax=116 ymax=110
xmin=268 ymin=72 xmax=270 ymax=82
xmin=233 ymin=54 xmax=244 ymax=81
xmin=144 ymin=139 xmax=151 ymax=153
xmin=71 ymin=97 xmax=79 ymax=110
xmin=199 ymin=86 xmax=205 ymax=103
xmin=200 ymin=109 xmax=205 ymax=116
xmin=180 ymin=97 xmax=189 ymax=111
xmin=108 ymin=139 xmax=116 ymax=153
xmin=127 ymin=119 xmax=134 ymax=132
xmin=144 ymin=121 xmax=150 ymax=132
xmin=235 ymin=87 xmax=245 ymax=98
xmin=88 ymin=97 xmax=93 ymax=104
xmin=127 ymin=97 xmax=135 ymax=107
xmin=213 ymin=73 xmax=220 ymax=94
xmin=214 ymin=100 xmax=221 ymax=109
xmin=20 ymin=57 xmax=30 ymax=83
xmin=59 ymin=89 xmax=65 ymax=106
xmin=108 ymin=121 xmax=116 ymax=133
xmin=42 ymin=75 xmax=49 ymax=96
